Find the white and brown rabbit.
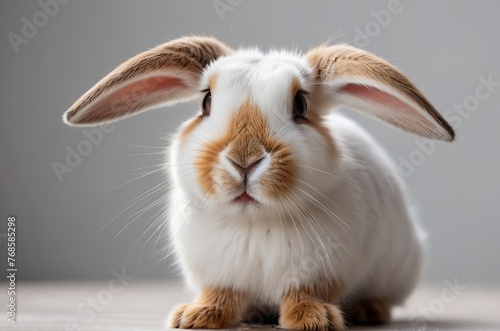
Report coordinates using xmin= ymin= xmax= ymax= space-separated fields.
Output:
xmin=63 ymin=36 xmax=454 ymax=330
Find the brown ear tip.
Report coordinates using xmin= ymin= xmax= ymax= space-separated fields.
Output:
xmin=442 ymin=122 xmax=456 ymax=142
xmin=437 ymin=128 xmax=455 ymax=142
xmin=447 ymin=130 xmax=456 ymax=142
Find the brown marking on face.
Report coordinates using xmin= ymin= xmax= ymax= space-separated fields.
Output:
xmin=196 ymin=142 xmax=219 ymax=195
xmin=260 ymin=145 xmax=296 ymax=198
xmin=196 ymin=99 xmax=296 ymax=198
xmin=228 ymin=133 xmax=266 ymax=168
xmin=180 ymin=115 xmax=203 ymax=145
xmin=168 ymin=287 xmax=247 ymax=328
xmin=279 ymin=284 xmax=345 ymax=330
xmin=208 ymin=73 xmax=218 ymax=91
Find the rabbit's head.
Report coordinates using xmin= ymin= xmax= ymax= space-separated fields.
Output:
xmin=64 ymin=36 xmax=454 ymax=212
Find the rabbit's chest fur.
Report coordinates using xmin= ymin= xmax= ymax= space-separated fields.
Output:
xmin=170 ymin=202 xmax=363 ymax=304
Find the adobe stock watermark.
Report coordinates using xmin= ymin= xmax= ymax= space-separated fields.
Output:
xmin=65 ymin=268 xmax=135 ymax=331
xmin=7 ymin=0 xmax=71 ymax=54
xmin=353 ymin=0 xmax=411 ymax=48
xmin=213 ymin=0 xmax=244 ymax=21
xmin=409 ymin=278 xmax=467 ymax=328
xmin=387 ymin=74 xmax=499 ymax=188
xmin=52 ymin=123 xmax=115 ymax=182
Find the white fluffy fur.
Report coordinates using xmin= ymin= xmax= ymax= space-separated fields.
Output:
xmin=167 ymin=49 xmax=425 ymax=310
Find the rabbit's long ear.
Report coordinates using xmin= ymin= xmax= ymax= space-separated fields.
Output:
xmin=63 ymin=36 xmax=232 ymax=126
xmin=305 ymin=44 xmax=454 ymax=141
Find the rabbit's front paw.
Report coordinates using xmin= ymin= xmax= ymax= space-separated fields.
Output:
xmin=280 ymin=298 xmax=344 ymax=330
xmin=167 ymin=288 xmax=245 ymax=329
xmin=168 ymin=302 xmax=235 ymax=329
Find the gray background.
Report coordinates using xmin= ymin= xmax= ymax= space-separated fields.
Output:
xmin=0 ymin=0 xmax=499 ymax=284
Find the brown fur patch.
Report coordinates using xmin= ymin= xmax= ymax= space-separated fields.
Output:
xmin=305 ymin=44 xmax=455 ymax=141
xmin=228 ymin=134 xmax=266 ymax=169
xmin=208 ymin=73 xmax=218 ymax=91
xmin=180 ymin=115 xmax=203 ymax=145
xmin=280 ymin=286 xmax=345 ymax=330
xmin=168 ymin=287 xmax=246 ymax=329
xmin=196 ymin=99 xmax=296 ymax=198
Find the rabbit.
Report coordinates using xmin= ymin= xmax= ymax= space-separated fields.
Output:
xmin=63 ymin=36 xmax=455 ymax=330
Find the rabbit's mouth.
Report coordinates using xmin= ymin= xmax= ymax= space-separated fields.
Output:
xmin=233 ymin=192 xmax=258 ymax=204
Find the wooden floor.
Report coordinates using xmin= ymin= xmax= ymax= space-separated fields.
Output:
xmin=1 ymin=280 xmax=499 ymax=330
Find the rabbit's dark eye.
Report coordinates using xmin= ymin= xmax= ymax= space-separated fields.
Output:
xmin=293 ymin=92 xmax=307 ymax=120
xmin=202 ymin=91 xmax=212 ymax=116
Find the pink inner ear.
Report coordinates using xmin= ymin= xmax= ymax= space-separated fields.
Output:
xmin=339 ymin=84 xmax=416 ymax=115
xmin=335 ymin=83 xmax=453 ymax=141
xmin=75 ymin=75 xmax=186 ymax=123
xmin=101 ymin=76 xmax=185 ymax=105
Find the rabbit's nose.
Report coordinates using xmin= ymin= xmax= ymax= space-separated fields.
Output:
xmin=226 ymin=133 xmax=267 ymax=174
xmin=226 ymin=155 xmax=265 ymax=177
